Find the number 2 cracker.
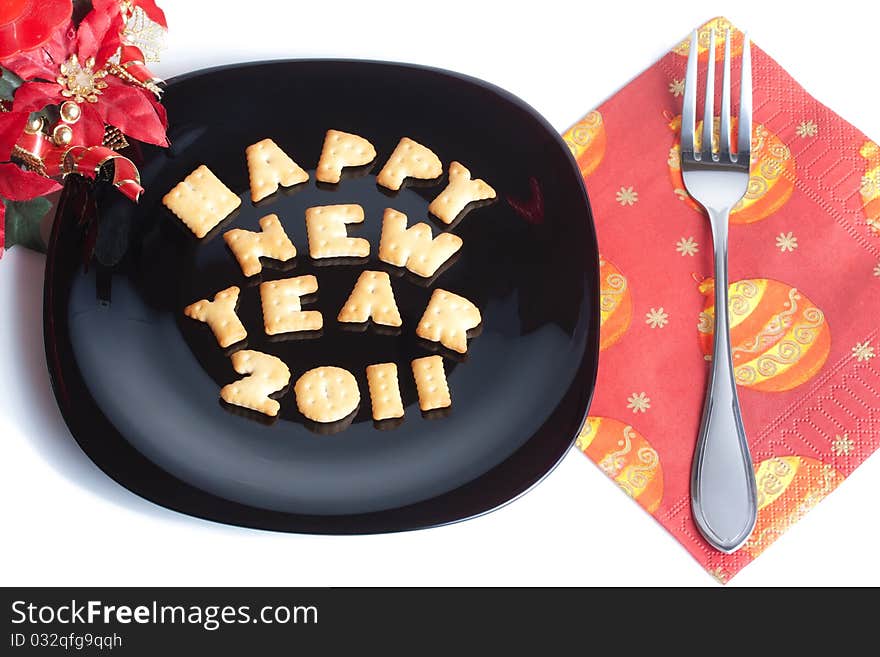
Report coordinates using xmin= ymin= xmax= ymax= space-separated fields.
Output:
xmin=220 ymin=349 xmax=291 ymax=417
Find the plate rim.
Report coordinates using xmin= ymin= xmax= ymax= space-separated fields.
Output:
xmin=42 ymin=58 xmax=600 ymax=534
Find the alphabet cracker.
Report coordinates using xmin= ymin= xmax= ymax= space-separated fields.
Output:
xmin=428 ymin=161 xmax=496 ymax=225
xmin=259 ymin=275 xmax=322 ymax=335
xmin=378 ymin=208 xmax=462 ymax=278
xmin=415 ymin=288 xmax=481 ymax=354
xmin=294 ymin=366 xmax=361 ymax=423
xmin=366 ymin=363 xmax=405 ymax=421
xmin=411 ymin=355 xmax=451 ymax=411
xmin=246 ymin=138 xmax=309 ymax=202
xmin=376 ymin=137 xmax=442 ymax=191
xmin=184 ymin=285 xmax=247 ymax=348
xmin=316 ymin=129 xmax=376 ymax=183
xmin=337 ymin=270 xmax=402 ymax=327
xmin=163 ymin=165 xmax=241 ymax=238
xmin=224 ymin=213 xmax=297 ymax=277
xmin=220 ymin=349 xmax=291 ymax=417
xmin=305 ymin=204 xmax=370 ymax=259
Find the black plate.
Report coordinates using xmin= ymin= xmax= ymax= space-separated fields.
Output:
xmin=44 ymin=60 xmax=599 ymax=533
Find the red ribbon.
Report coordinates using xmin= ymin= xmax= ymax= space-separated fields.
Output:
xmin=14 ymin=131 xmax=143 ymax=201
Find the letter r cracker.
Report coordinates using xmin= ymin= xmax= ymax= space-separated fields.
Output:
xmin=415 ymin=289 xmax=481 ymax=354
xmin=163 ymin=165 xmax=241 ymax=238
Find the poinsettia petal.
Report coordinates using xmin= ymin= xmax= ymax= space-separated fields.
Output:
xmin=78 ymin=102 xmax=107 ymax=147
xmin=0 ymin=162 xmax=61 ymax=201
xmin=0 ymin=111 xmax=28 ymax=161
xmin=97 ymin=78 xmax=168 ymax=146
xmin=149 ymin=93 xmax=168 ymax=130
xmin=5 ymin=19 xmax=77 ymax=79
xmin=11 ymin=81 xmax=63 ymax=112
xmin=76 ymin=8 xmax=121 ymax=67
xmin=135 ymin=0 xmax=168 ymax=28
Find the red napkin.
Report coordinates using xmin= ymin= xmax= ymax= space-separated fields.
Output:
xmin=564 ymin=16 xmax=880 ymax=582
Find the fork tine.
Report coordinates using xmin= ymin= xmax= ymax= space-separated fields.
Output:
xmin=681 ymin=30 xmax=698 ymax=154
xmin=701 ymin=29 xmax=716 ymax=159
xmin=737 ymin=33 xmax=752 ymax=161
xmin=719 ymin=29 xmax=732 ymax=158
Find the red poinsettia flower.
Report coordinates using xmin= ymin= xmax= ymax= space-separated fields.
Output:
xmin=0 ymin=0 xmax=72 ymax=60
xmin=4 ymin=4 xmax=167 ymax=147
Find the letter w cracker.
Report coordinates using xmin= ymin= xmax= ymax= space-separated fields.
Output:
xmin=378 ymin=208 xmax=462 ymax=278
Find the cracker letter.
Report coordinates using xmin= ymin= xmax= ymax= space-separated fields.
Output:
xmin=378 ymin=208 xmax=462 ymax=278
xmin=412 ymin=356 xmax=451 ymax=411
xmin=246 ymin=138 xmax=309 ymax=202
xmin=184 ymin=286 xmax=247 ymax=348
xmin=163 ymin=165 xmax=241 ymax=238
xmin=220 ymin=350 xmax=291 ymax=417
xmin=294 ymin=366 xmax=360 ymax=423
xmin=260 ymin=275 xmax=322 ymax=335
xmin=316 ymin=129 xmax=376 ymax=183
xmin=337 ymin=271 xmax=402 ymax=327
xmin=376 ymin=137 xmax=442 ymax=191
xmin=305 ymin=204 xmax=370 ymax=259
xmin=224 ymin=214 xmax=297 ymax=277
xmin=415 ymin=289 xmax=481 ymax=354
xmin=366 ymin=363 xmax=405 ymax=421
xmin=428 ymin=161 xmax=496 ymax=225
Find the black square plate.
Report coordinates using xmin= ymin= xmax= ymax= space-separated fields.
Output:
xmin=44 ymin=60 xmax=599 ymax=533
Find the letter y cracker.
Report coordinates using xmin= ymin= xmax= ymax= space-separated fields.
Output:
xmin=428 ymin=161 xmax=496 ymax=225
xmin=376 ymin=137 xmax=442 ymax=191
xmin=220 ymin=350 xmax=291 ymax=417
xmin=163 ymin=165 xmax=241 ymax=238
xmin=246 ymin=138 xmax=309 ymax=202
xmin=184 ymin=286 xmax=247 ymax=348
xmin=316 ymin=129 xmax=376 ymax=183
xmin=416 ymin=289 xmax=481 ymax=354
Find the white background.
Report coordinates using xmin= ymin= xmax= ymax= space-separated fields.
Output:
xmin=1 ymin=0 xmax=879 ymax=586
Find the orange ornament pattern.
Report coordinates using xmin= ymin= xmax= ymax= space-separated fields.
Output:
xmin=563 ymin=110 xmax=606 ymax=178
xmin=576 ymin=417 xmax=664 ymax=514
xmin=598 ymin=255 xmax=632 ymax=351
xmin=667 ymin=117 xmax=796 ymax=224
xmin=860 ymin=141 xmax=880 ymax=235
xmin=743 ymin=456 xmax=844 ymax=558
xmin=697 ymin=278 xmax=831 ymax=392
xmin=672 ymin=17 xmax=744 ymax=62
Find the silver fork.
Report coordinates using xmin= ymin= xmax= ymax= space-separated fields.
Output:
xmin=681 ymin=28 xmax=758 ymax=553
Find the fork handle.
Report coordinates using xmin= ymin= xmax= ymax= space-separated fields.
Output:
xmin=691 ymin=208 xmax=758 ymax=553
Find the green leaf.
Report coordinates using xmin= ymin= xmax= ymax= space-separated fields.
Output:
xmin=3 ymin=196 xmax=52 ymax=252
xmin=0 ymin=67 xmax=24 ymax=102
